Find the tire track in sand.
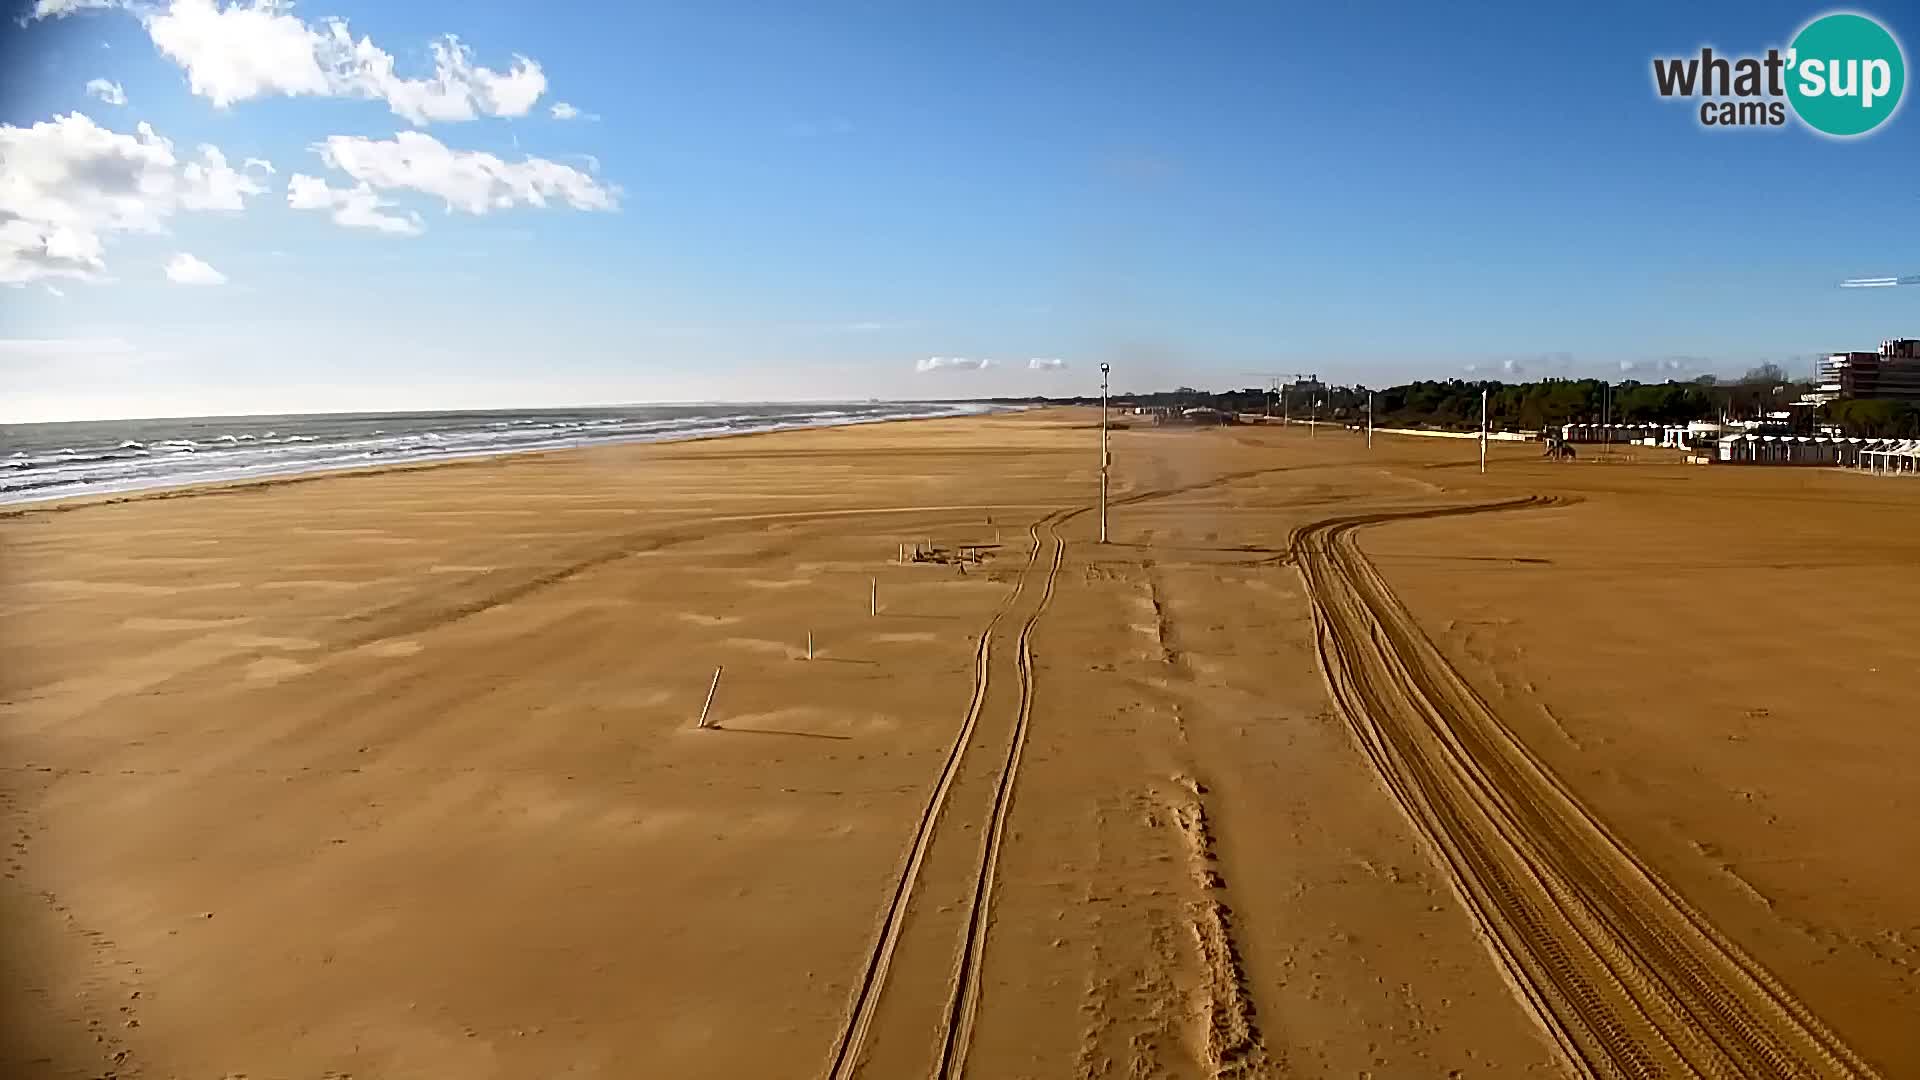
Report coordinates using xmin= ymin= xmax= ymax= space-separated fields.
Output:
xmin=1291 ymin=496 xmax=1881 ymax=1079
xmin=933 ymin=517 xmax=1067 ymax=1079
xmin=824 ymin=513 xmax=1069 ymax=1080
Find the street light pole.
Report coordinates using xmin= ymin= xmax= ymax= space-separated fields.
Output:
xmin=1480 ymin=387 xmax=1489 ymax=474
xmin=1367 ymin=390 xmax=1374 ymax=449
xmin=1099 ymin=362 xmax=1110 ymax=544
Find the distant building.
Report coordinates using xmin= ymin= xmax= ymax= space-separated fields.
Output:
xmin=1814 ymin=339 xmax=1920 ymax=403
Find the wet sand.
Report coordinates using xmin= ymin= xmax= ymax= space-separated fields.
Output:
xmin=3 ymin=410 xmax=1915 ymax=1078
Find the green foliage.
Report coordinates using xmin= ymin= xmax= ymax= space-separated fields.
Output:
xmin=1823 ymin=399 xmax=1920 ymax=437
xmin=1000 ymin=371 xmax=1829 ymax=433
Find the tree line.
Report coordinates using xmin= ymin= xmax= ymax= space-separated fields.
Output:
xmin=979 ymin=364 xmax=1920 ymax=438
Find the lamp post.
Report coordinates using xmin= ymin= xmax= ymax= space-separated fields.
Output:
xmin=1099 ymin=362 xmax=1110 ymax=544
xmin=1480 ymin=387 xmax=1489 ymax=474
xmin=1367 ymin=390 xmax=1374 ymax=449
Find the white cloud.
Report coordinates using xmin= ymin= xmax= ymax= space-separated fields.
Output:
xmin=287 ymin=173 xmax=424 ymax=235
xmin=0 ymin=112 xmax=268 ymax=284
xmin=84 ymin=78 xmax=127 ymax=105
xmin=243 ymin=156 xmax=274 ymax=173
xmin=339 ymin=31 xmax=547 ymax=126
xmin=30 ymin=0 xmax=123 ymax=18
xmin=1028 ymin=356 xmax=1067 ymax=370
xmin=180 ymin=146 xmax=271 ymax=210
xmin=550 ymin=101 xmax=579 ymax=120
xmin=164 ymin=251 xmax=226 ymax=285
xmin=136 ymin=0 xmax=547 ymax=125
xmin=311 ymin=131 xmax=618 ymax=215
xmin=917 ymin=356 xmax=994 ymax=373
xmin=45 ymin=285 xmax=66 ymax=297
xmin=145 ymin=0 xmax=332 ymax=105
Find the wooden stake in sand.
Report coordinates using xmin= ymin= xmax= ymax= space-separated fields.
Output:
xmin=870 ymin=577 xmax=878 ymax=616
xmin=807 ymin=630 xmax=815 ymax=661
xmin=697 ymin=665 xmax=724 ymax=728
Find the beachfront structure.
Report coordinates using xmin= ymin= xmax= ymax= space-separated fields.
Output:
xmin=1715 ymin=434 xmax=1857 ymax=466
xmin=1813 ymin=340 xmax=1920 ymax=403
xmin=1858 ymin=439 xmax=1920 ymax=474
xmin=1708 ymin=434 xmax=1920 ymax=471
xmin=1659 ymin=421 xmax=1725 ymax=450
xmin=1559 ymin=422 xmax=1664 ymax=445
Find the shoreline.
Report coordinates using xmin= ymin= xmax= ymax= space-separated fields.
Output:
xmin=1 ymin=405 xmax=1028 ymax=517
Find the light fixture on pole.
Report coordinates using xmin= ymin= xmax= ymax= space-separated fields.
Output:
xmin=1099 ymin=362 xmax=1111 ymax=544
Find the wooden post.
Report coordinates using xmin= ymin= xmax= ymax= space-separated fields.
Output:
xmin=697 ymin=665 xmax=724 ymax=729
xmin=807 ymin=630 xmax=814 ymax=661
xmin=870 ymin=577 xmax=877 ymax=616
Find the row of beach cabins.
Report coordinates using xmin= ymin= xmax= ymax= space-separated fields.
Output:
xmin=1557 ymin=422 xmax=1920 ymax=472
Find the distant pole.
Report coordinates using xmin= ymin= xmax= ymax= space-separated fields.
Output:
xmin=1367 ymin=391 xmax=1374 ymax=449
xmin=1282 ymin=385 xmax=1289 ymax=427
xmin=807 ymin=630 xmax=814 ymax=661
xmin=1099 ymin=362 xmax=1111 ymax=544
xmin=1311 ymin=397 xmax=1319 ymax=438
xmin=870 ymin=577 xmax=877 ymax=616
xmin=1480 ymin=388 xmax=1489 ymax=474
xmin=697 ymin=665 xmax=724 ymax=728
xmin=1603 ymin=381 xmax=1612 ymax=451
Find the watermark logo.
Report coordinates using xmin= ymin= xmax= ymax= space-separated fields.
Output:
xmin=1653 ymin=11 xmax=1905 ymax=137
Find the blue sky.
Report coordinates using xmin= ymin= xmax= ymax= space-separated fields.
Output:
xmin=1 ymin=0 xmax=1916 ymax=420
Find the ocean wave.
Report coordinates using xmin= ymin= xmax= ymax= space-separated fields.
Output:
xmin=1 ymin=404 xmax=1002 ymax=506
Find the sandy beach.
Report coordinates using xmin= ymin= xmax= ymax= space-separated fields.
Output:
xmin=5 ymin=408 xmax=1917 ymax=1079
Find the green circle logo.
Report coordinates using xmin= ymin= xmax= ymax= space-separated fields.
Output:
xmin=1787 ymin=13 xmax=1906 ymax=136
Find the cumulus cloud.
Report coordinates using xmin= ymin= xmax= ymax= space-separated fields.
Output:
xmin=1619 ymin=356 xmax=1693 ymax=375
xmin=30 ymin=0 xmax=121 ymax=18
xmin=0 ymin=112 xmax=269 ymax=284
xmin=84 ymin=78 xmax=126 ymax=105
xmin=51 ymin=0 xmax=548 ymax=125
xmin=340 ymin=31 xmax=547 ymax=126
xmin=287 ymin=173 xmax=424 ymax=235
xmin=550 ymin=101 xmax=579 ymax=120
xmin=164 ymin=251 xmax=226 ymax=284
xmin=917 ymin=356 xmax=994 ymax=373
xmin=310 ymin=131 xmax=618 ymax=215
xmin=1028 ymin=356 xmax=1067 ymax=370
xmin=1473 ymin=351 xmax=1573 ymax=378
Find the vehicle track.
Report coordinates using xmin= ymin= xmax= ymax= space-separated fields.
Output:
xmin=823 ymin=512 xmax=1069 ymax=1080
xmin=823 ymin=465 xmax=1339 ymax=1079
xmin=934 ymin=516 xmax=1067 ymax=1079
xmin=1291 ymin=496 xmax=1880 ymax=1079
